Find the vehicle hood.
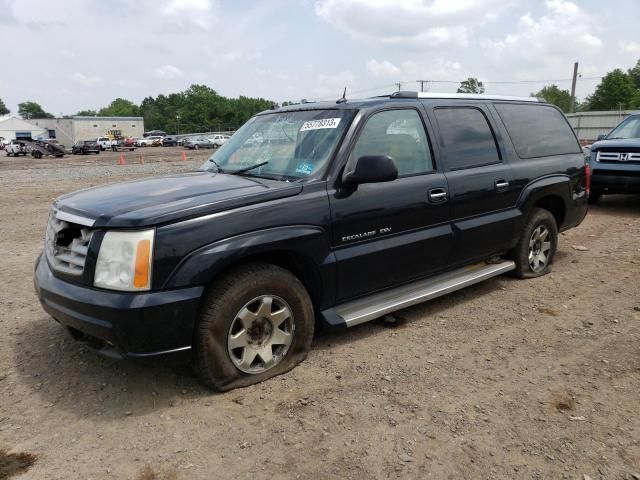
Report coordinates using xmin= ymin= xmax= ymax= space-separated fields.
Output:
xmin=54 ymin=171 xmax=302 ymax=228
xmin=590 ymin=138 xmax=640 ymax=150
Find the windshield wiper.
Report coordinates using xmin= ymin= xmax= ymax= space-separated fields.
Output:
xmin=230 ymin=161 xmax=269 ymax=175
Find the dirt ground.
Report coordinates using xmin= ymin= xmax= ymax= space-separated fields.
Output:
xmin=0 ymin=148 xmax=639 ymax=480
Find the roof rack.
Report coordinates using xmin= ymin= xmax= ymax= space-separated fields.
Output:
xmin=389 ymin=91 xmax=544 ymax=103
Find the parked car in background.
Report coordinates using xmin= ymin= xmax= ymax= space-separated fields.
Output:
xmin=137 ymin=137 xmax=156 ymax=147
xmin=95 ymin=137 xmax=113 ymax=151
xmin=111 ymin=137 xmax=137 ymax=152
xmin=586 ymin=113 xmax=640 ymax=203
xmin=72 ymin=140 xmax=100 ymax=155
xmin=147 ymin=135 xmax=164 ymax=147
xmin=4 ymin=140 xmax=30 ymax=157
xmin=162 ymin=136 xmax=179 ymax=147
xmin=209 ymin=134 xmax=231 ymax=147
xmin=184 ymin=137 xmax=215 ymax=150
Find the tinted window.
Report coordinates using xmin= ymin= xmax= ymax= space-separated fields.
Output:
xmin=434 ymin=107 xmax=500 ymax=170
xmin=350 ymin=109 xmax=433 ymax=176
xmin=494 ymin=103 xmax=580 ymax=158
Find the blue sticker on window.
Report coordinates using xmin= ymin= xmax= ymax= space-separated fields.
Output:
xmin=295 ymin=162 xmax=314 ymax=175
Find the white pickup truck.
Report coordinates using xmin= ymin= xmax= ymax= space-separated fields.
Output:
xmin=95 ymin=136 xmax=113 ymax=151
xmin=4 ymin=140 xmax=30 ymax=157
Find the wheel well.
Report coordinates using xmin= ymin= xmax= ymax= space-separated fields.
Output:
xmin=214 ymin=251 xmax=323 ymax=310
xmin=533 ymin=195 xmax=565 ymax=227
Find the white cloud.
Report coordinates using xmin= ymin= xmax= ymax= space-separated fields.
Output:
xmin=366 ymin=59 xmax=400 ymax=77
xmin=482 ymin=1 xmax=603 ymax=68
xmin=315 ymin=0 xmax=507 ymax=48
xmin=154 ymin=65 xmax=185 ymax=79
xmin=71 ymin=72 xmax=103 ymax=86
xmin=161 ymin=0 xmax=217 ymax=30
xmin=620 ymin=41 xmax=640 ymax=56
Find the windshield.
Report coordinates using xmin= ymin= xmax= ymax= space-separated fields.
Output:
xmin=607 ymin=116 xmax=640 ymax=140
xmin=200 ymin=109 xmax=355 ymax=180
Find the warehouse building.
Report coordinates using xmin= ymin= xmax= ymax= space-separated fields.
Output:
xmin=566 ymin=110 xmax=640 ymax=142
xmin=0 ymin=116 xmax=48 ymax=142
xmin=30 ymin=116 xmax=144 ymax=145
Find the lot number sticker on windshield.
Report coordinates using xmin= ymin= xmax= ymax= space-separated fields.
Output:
xmin=300 ymin=118 xmax=341 ymax=131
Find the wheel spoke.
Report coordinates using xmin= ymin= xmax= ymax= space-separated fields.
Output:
xmin=255 ymin=296 xmax=273 ymax=318
xmin=539 ymin=228 xmax=549 ymax=241
xmin=269 ymin=307 xmax=290 ymax=327
xmin=541 ymin=241 xmax=551 ymax=253
xmin=270 ymin=328 xmax=292 ymax=346
xmin=538 ymin=252 xmax=547 ymax=266
xmin=237 ymin=307 xmax=257 ymax=330
xmin=258 ymin=345 xmax=274 ymax=367
xmin=228 ymin=329 xmax=249 ymax=350
xmin=238 ymin=346 xmax=259 ymax=370
xmin=532 ymin=257 xmax=540 ymax=271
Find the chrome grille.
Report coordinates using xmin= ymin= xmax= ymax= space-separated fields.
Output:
xmin=596 ymin=151 xmax=640 ymax=163
xmin=45 ymin=211 xmax=94 ymax=275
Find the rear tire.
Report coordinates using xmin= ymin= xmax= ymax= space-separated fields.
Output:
xmin=194 ymin=263 xmax=314 ymax=391
xmin=512 ymin=208 xmax=558 ymax=279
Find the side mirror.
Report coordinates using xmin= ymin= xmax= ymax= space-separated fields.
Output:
xmin=343 ymin=155 xmax=398 ymax=185
xmin=596 ymin=134 xmax=607 ymax=141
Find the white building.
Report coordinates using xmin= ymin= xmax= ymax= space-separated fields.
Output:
xmin=0 ymin=116 xmax=48 ymax=142
xmin=31 ymin=116 xmax=144 ymax=145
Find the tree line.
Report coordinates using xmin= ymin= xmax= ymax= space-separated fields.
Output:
xmin=2 ymin=58 xmax=640 ymax=126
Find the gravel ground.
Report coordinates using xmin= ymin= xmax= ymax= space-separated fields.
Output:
xmin=0 ymin=150 xmax=639 ymax=480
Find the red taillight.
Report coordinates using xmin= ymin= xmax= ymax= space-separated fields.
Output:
xmin=585 ymin=163 xmax=591 ymax=195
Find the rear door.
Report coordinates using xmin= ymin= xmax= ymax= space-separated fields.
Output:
xmin=425 ymin=103 xmax=519 ymax=265
xmin=329 ymin=107 xmax=452 ymax=301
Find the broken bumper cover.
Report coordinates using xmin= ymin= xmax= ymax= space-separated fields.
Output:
xmin=34 ymin=252 xmax=203 ymax=360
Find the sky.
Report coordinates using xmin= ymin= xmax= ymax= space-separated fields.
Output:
xmin=1 ymin=0 xmax=639 ymax=116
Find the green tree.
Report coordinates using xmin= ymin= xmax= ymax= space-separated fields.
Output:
xmin=75 ymin=109 xmax=97 ymax=116
xmin=585 ymin=69 xmax=636 ymax=110
xmin=628 ymin=59 xmax=640 ymax=89
xmin=98 ymin=98 xmax=140 ymax=117
xmin=18 ymin=101 xmax=54 ymax=119
xmin=0 ymin=97 xmax=9 ymax=115
xmin=531 ymin=85 xmax=573 ymax=112
xmin=457 ymin=77 xmax=485 ymax=94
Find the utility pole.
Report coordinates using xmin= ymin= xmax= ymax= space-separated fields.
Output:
xmin=417 ymin=80 xmax=428 ymax=92
xmin=569 ymin=61 xmax=579 ymax=113
xmin=395 ymin=82 xmax=402 ymax=92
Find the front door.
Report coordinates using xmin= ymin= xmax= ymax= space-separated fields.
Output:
xmin=329 ymin=108 xmax=452 ymax=302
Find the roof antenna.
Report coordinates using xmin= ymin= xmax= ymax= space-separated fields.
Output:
xmin=336 ymin=87 xmax=347 ymax=104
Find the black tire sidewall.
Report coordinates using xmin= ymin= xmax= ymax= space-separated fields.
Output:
xmin=194 ymin=264 xmax=314 ymax=391
xmin=514 ymin=208 xmax=558 ymax=278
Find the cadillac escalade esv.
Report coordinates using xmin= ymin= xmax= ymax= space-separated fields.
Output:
xmin=34 ymin=92 xmax=588 ymax=390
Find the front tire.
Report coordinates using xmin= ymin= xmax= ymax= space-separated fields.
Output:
xmin=194 ymin=263 xmax=314 ymax=391
xmin=512 ymin=208 xmax=558 ymax=278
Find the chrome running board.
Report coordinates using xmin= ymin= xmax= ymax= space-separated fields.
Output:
xmin=330 ymin=260 xmax=515 ymax=327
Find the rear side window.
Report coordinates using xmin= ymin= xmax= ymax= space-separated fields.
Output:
xmin=434 ymin=107 xmax=500 ymax=170
xmin=494 ymin=103 xmax=580 ymax=158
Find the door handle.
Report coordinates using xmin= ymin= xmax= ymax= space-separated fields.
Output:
xmin=428 ymin=188 xmax=447 ymax=203
xmin=495 ymin=179 xmax=510 ymax=191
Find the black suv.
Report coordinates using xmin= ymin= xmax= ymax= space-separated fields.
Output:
xmin=34 ymin=92 xmax=588 ymax=390
xmin=162 ymin=136 xmax=179 ymax=147
xmin=586 ymin=113 xmax=640 ymax=203
xmin=72 ymin=140 xmax=100 ymax=155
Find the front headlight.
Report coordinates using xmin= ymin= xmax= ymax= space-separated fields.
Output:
xmin=94 ymin=229 xmax=154 ymax=291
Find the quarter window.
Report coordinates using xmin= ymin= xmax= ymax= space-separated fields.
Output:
xmin=494 ymin=103 xmax=581 ymax=158
xmin=350 ymin=109 xmax=433 ymax=176
xmin=434 ymin=107 xmax=500 ymax=170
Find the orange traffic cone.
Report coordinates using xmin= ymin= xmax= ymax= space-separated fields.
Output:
xmin=118 ymin=154 xmax=125 ymax=166
xmin=139 ymin=152 xmax=144 ymax=164
xmin=181 ymin=151 xmax=187 ymax=162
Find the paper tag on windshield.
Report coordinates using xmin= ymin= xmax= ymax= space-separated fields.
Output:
xmin=300 ymin=118 xmax=341 ymax=131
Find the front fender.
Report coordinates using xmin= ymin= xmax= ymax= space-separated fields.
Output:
xmin=162 ymin=225 xmax=336 ymax=308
